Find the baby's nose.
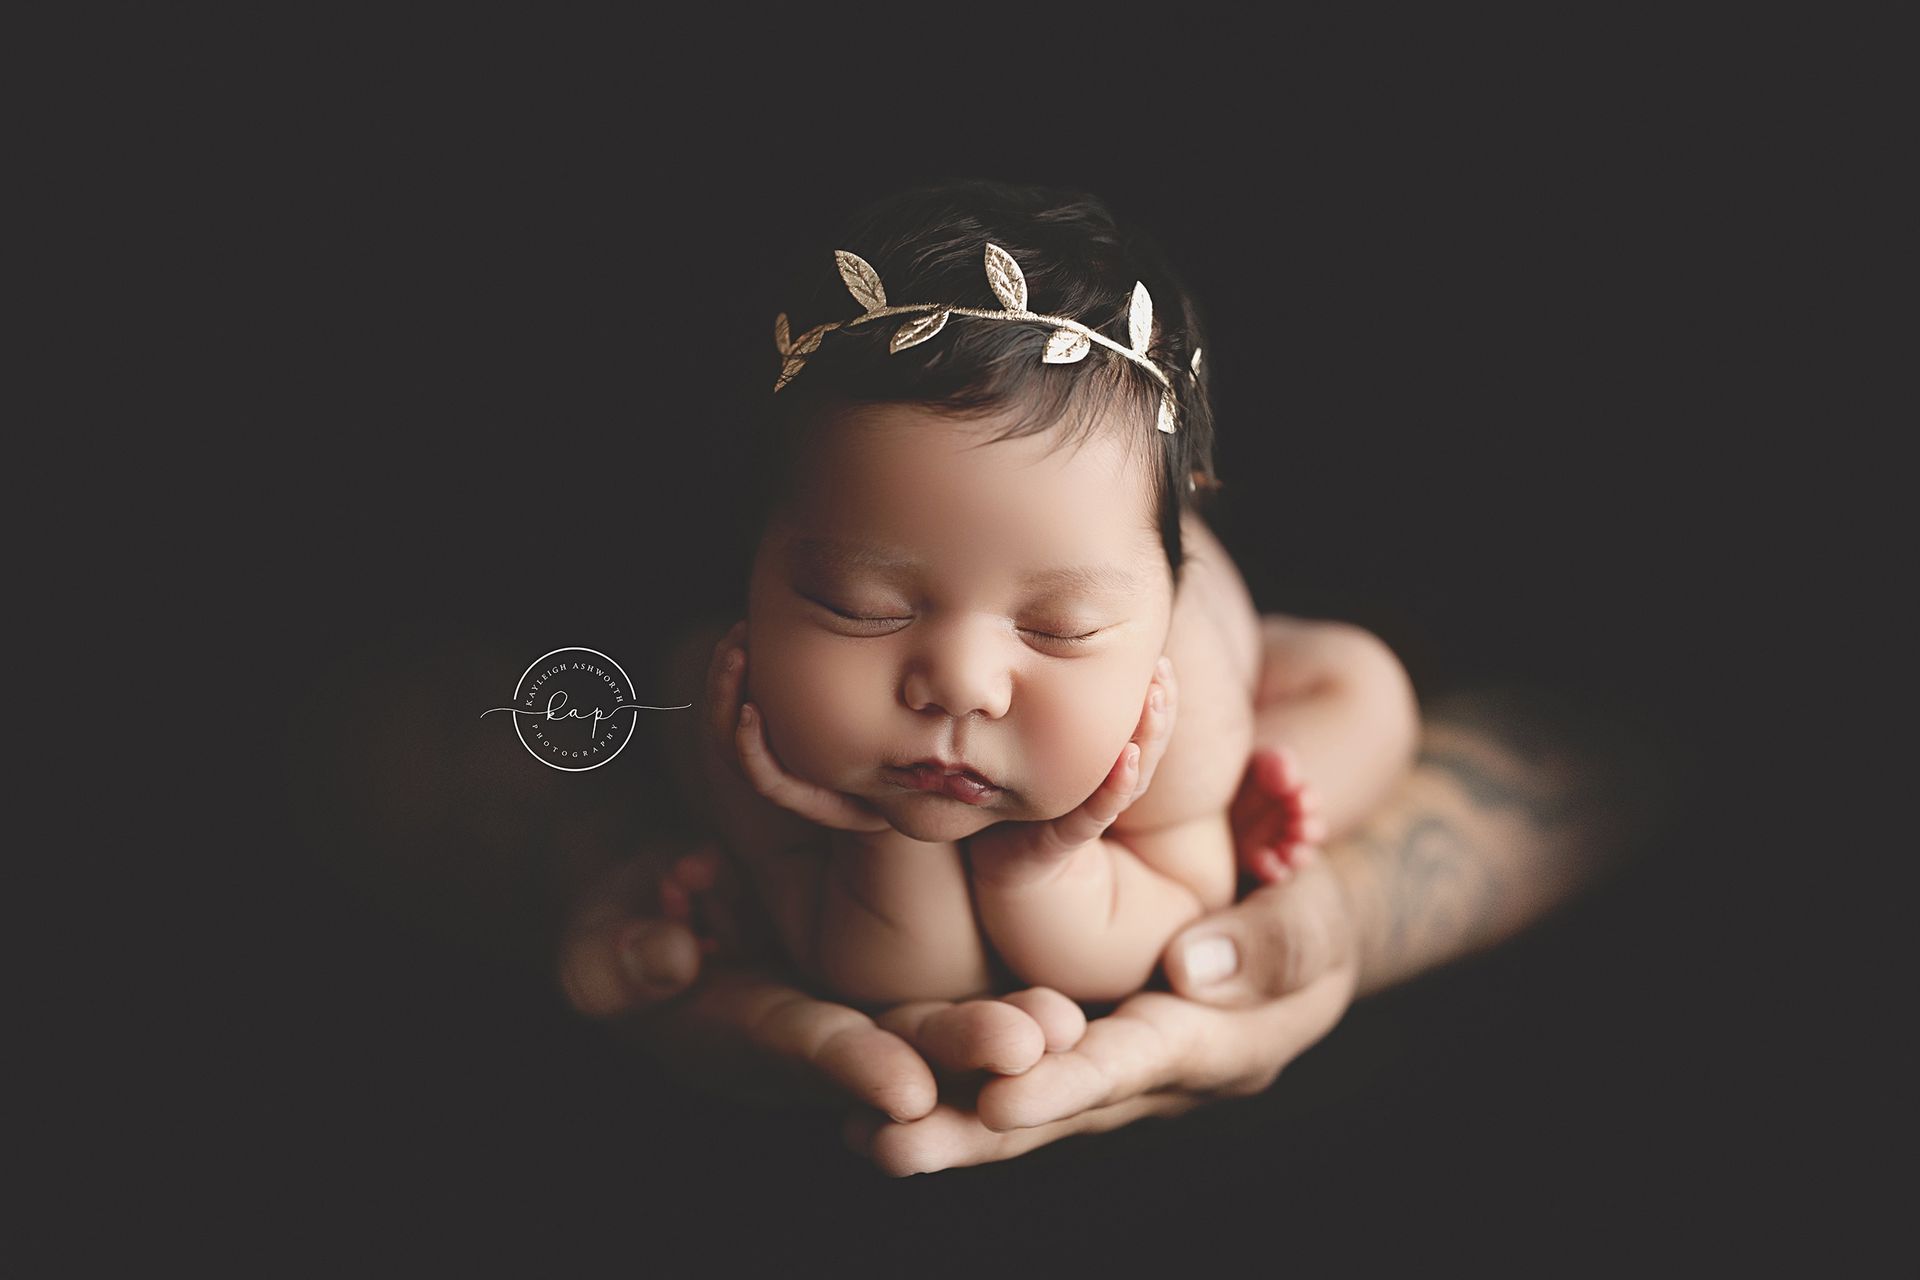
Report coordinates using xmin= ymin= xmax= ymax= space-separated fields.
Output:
xmin=901 ymin=622 xmax=1011 ymax=720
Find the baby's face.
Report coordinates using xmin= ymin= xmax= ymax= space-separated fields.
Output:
xmin=745 ymin=402 xmax=1173 ymax=843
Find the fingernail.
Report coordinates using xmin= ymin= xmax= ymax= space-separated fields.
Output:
xmin=1182 ymin=934 xmax=1238 ymax=987
xmin=1150 ymin=686 xmax=1164 ymax=712
xmin=725 ymin=648 xmax=742 ymax=674
xmin=739 ymin=704 xmax=755 ymax=728
xmin=1156 ymin=656 xmax=1172 ymax=679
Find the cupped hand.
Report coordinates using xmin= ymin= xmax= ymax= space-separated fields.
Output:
xmin=969 ymin=657 xmax=1179 ymax=877
xmin=707 ymin=621 xmax=892 ymax=833
xmin=843 ymin=805 xmax=1360 ymax=1176
xmin=628 ymin=970 xmax=1088 ymax=1123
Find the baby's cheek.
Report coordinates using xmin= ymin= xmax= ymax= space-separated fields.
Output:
xmin=748 ymin=637 xmax=886 ymax=785
xmin=1018 ymin=671 xmax=1143 ymax=812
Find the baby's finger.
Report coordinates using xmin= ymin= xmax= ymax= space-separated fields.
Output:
xmin=702 ymin=622 xmax=750 ymax=772
xmin=735 ymin=703 xmax=891 ymax=832
xmin=1048 ymin=744 xmax=1139 ymax=847
xmin=1129 ymin=657 xmax=1179 ymax=801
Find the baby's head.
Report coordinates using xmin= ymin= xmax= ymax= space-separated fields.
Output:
xmin=734 ymin=180 xmax=1220 ymax=842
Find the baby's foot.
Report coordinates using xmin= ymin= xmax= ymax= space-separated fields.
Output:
xmin=875 ymin=987 xmax=1087 ymax=1079
xmin=1229 ymin=746 xmax=1327 ymax=885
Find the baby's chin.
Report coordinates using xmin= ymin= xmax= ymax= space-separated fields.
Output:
xmin=872 ymin=792 xmax=1019 ymax=844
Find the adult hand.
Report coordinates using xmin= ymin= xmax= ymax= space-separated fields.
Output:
xmin=843 ymin=857 xmax=1357 ymax=1174
xmin=842 ymin=748 xmax=1360 ymax=1175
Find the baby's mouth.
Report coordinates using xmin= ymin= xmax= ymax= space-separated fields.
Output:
xmin=883 ymin=763 xmax=1002 ymax=806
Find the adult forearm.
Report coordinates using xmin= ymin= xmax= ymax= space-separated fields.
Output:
xmin=1326 ymin=686 xmax=1671 ymax=998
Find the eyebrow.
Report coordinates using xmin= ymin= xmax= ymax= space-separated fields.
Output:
xmin=790 ymin=538 xmax=1144 ymax=595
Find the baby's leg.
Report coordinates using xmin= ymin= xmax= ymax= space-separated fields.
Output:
xmin=1244 ymin=614 xmax=1419 ymax=860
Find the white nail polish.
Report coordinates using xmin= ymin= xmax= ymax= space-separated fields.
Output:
xmin=1183 ymin=935 xmax=1237 ymax=987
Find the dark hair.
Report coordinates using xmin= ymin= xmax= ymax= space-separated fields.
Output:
xmin=731 ymin=178 xmax=1220 ymax=592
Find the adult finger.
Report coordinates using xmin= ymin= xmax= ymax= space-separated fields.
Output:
xmin=845 ymin=1090 xmax=1201 ymax=1178
xmin=970 ymin=991 xmax=1212 ymax=1131
xmin=646 ymin=970 xmax=938 ymax=1122
xmin=1162 ymin=862 xmax=1354 ymax=1008
xmin=975 ymin=981 xmax=1351 ymax=1134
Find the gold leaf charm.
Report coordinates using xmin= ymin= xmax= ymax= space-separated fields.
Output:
xmin=774 ymin=313 xmax=791 ymax=355
xmin=1043 ymin=328 xmax=1090 ymax=363
xmin=835 ymin=250 xmax=887 ymax=313
xmin=890 ymin=309 xmax=949 ymax=353
xmin=983 ymin=243 xmax=1028 ymax=312
xmin=1190 ymin=347 xmax=1203 ymax=376
xmin=1156 ymin=390 xmax=1177 ymax=434
xmin=773 ymin=325 xmax=827 ymax=392
xmin=1128 ymin=281 xmax=1154 ymax=354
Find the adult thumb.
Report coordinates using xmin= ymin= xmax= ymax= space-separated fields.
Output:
xmin=1163 ymin=873 xmax=1343 ymax=1007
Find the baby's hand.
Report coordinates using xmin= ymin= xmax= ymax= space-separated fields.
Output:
xmin=705 ymin=622 xmax=891 ymax=833
xmin=1229 ymin=746 xmax=1327 ymax=885
xmin=970 ymin=657 xmax=1178 ymax=874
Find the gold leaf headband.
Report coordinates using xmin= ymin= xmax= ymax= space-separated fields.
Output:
xmin=773 ymin=243 xmax=1200 ymax=435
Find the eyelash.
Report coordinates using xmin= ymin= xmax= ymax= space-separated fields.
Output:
xmin=813 ymin=600 xmax=1100 ymax=646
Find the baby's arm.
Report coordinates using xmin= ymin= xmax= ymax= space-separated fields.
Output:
xmin=723 ymin=654 xmax=992 ymax=1005
xmin=964 ymin=660 xmax=1218 ymax=1003
xmin=971 ymin=814 xmax=1229 ymax=1003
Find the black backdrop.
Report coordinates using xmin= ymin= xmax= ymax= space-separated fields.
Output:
xmin=169 ymin=27 xmax=1873 ymax=1272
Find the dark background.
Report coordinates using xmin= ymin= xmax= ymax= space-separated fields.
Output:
xmin=134 ymin=22 xmax=1885 ymax=1272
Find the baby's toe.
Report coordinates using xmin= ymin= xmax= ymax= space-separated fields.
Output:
xmin=1252 ymin=848 xmax=1292 ymax=884
xmin=919 ymin=1001 xmax=1047 ymax=1077
xmin=999 ymin=987 xmax=1087 ymax=1053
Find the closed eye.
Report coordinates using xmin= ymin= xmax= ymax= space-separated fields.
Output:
xmin=808 ymin=596 xmax=909 ymax=626
xmin=1021 ymin=626 xmax=1102 ymax=647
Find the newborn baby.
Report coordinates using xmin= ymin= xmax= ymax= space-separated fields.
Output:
xmin=656 ymin=181 xmax=1416 ymax=1007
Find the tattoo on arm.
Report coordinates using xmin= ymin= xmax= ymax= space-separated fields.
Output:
xmin=1342 ymin=688 xmax=1658 ymax=994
